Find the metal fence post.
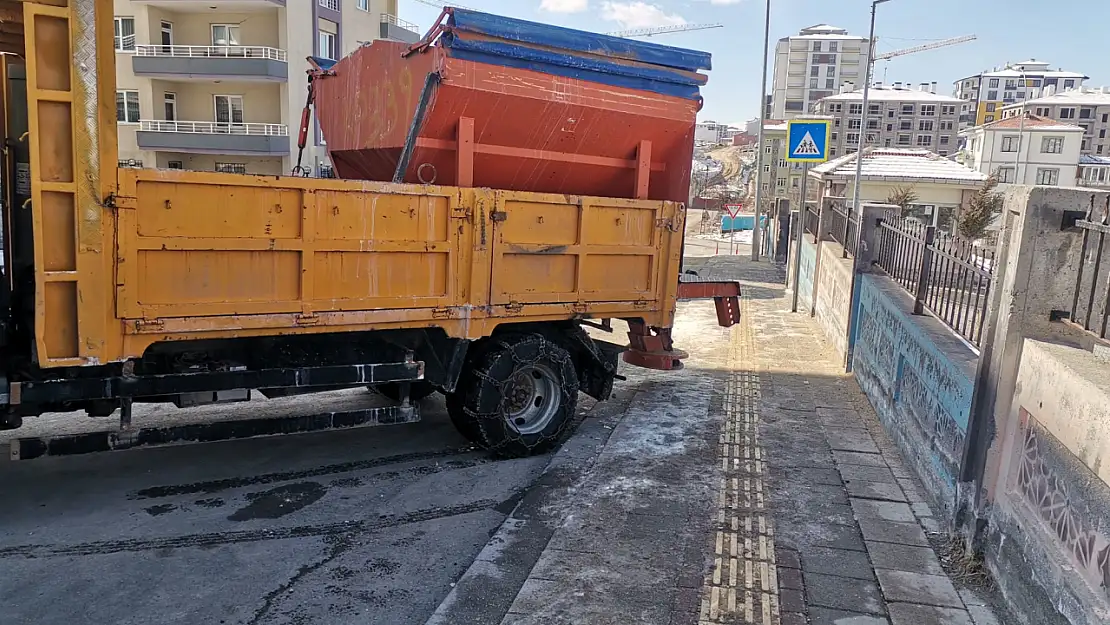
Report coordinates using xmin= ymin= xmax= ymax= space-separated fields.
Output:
xmin=842 ymin=202 xmax=852 ymax=259
xmin=913 ymin=225 xmax=936 ymax=315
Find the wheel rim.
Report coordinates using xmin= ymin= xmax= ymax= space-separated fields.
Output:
xmin=502 ymin=364 xmax=561 ymax=435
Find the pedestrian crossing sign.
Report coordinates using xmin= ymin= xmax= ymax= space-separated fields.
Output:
xmin=785 ymin=119 xmax=831 ymax=163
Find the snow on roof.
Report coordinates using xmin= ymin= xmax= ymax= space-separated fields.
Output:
xmin=980 ymin=68 xmax=1087 ymax=79
xmin=810 ymin=148 xmax=988 ymax=184
xmin=974 ymin=114 xmax=1083 ymax=132
xmin=1080 ymin=154 xmax=1110 ymax=166
xmin=1019 ymin=87 xmax=1110 ymax=106
xmin=820 ymin=87 xmax=961 ymax=103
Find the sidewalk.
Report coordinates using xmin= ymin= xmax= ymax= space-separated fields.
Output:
xmin=429 ymin=251 xmax=1013 ymax=625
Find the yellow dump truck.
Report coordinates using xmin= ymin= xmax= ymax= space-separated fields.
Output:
xmin=0 ymin=1 xmax=738 ymax=457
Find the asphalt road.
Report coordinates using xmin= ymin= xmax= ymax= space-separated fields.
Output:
xmin=0 ymin=394 xmax=555 ymax=625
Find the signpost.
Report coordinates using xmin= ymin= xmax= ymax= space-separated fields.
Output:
xmin=785 ymin=119 xmax=831 ymax=312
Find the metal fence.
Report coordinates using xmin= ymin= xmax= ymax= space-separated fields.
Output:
xmin=1065 ymin=207 xmax=1110 ymax=342
xmin=802 ymin=202 xmax=819 ymax=239
xmin=821 ymin=198 xmax=859 ymax=258
xmin=874 ymin=215 xmax=995 ymax=348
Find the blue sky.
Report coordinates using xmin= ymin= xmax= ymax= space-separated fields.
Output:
xmin=397 ymin=0 xmax=1106 ymax=125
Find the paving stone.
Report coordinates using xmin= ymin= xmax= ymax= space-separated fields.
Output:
xmin=670 ymin=586 xmax=701 ymax=623
xmin=911 ymin=502 xmax=935 ymax=518
xmin=839 ymin=464 xmax=898 ymax=484
xmin=857 ymin=517 xmax=930 ymax=547
xmin=921 ymin=517 xmax=941 ymax=534
xmin=851 ymin=499 xmax=916 ymax=523
xmin=958 ymin=589 xmax=987 ymax=606
xmin=816 ymin=406 xmax=862 ymax=420
xmin=779 ymin=567 xmax=805 ymax=590
xmin=826 ymin=429 xmax=880 ymax=454
xmin=845 ymin=480 xmax=909 ymax=502
xmin=968 ymin=605 xmax=1002 ymax=625
xmin=805 ymin=572 xmax=887 ymax=615
xmin=507 ymin=577 xmax=674 ymax=623
xmin=834 ymin=450 xmax=888 ymax=467
xmin=809 ymin=608 xmax=891 ymax=625
xmin=776 ymin=547 xmax=802 ymax=569
xmin=888 ymin=603 xmax=973 ymax=625
xmin=876 ymin=570 xmax=964 ymax=608
xmin=791 ymin=466 xmax=844 ymax=486
xmin=781 ymin=612 xmax=808 ymax=625
xmin=866 ymin=541 xmax=945 ymax=576
xmin=780 ymin=588 xmax=806 ymax=612
xmin=801 ymin=546 xmax=876 ymax=580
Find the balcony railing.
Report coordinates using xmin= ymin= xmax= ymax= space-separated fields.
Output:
xmin=140 ymin=120 xmax=288 ymax=136
xmin=135 ymin=45 xmax=287 ymax=62
xmin=381 ymin=14 xmax=419 ymax=31
xmin=319 ymin=0 xmax=339 ymax=10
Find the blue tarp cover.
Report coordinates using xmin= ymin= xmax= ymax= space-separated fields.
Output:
xmin=440 ymin=9 xmax=711 ymax=101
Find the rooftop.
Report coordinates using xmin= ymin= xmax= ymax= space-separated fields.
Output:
xmin=819 ymin=86 xmax=961 ymax=103
xmin=971 ymin=113 xmax=1083 ymax=132
xmin=810 ymin=148 xmax=989 ymax=184
xmin=1080 ymin=154 xmax=1110 ymax=166
xmin=1014 ymin=87 xmax=1110 ymax=107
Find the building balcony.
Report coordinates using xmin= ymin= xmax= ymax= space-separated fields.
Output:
xmin=381 ymin=14 xmax=421 ymax=44
xmin=133 ymin=45 xmax=287 ymax=81
xmin=136 ymin=120 xmax=290 ymax=155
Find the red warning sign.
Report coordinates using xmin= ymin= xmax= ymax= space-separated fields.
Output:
xmin=723 ymin=204 xmax=743 ymax=218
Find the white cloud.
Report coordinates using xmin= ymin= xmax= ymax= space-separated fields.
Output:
xmin=707 ymin=0 xmax=743 ymax=4
xmin=601 ymin=1 xmax=686 ymax=29
xmin=540 ymin=0 xmax=589 ymax=12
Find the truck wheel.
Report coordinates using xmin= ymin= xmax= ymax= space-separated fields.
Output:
xmin=373 ymin=381 xmax=437 ymax=403
xmin=447 ymin=333 xmax=579 ymax=457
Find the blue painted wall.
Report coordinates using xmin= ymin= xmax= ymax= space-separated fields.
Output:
xmin=720 ymin=215 xmax=767 ymax=232
xmin=851 ymin=274 xmax=978 ymax=523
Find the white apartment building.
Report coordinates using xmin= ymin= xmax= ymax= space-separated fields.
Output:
xmin=770 ymin=24 xmax=870 ymax=120
xmin=815 ymin=84 xmax=961 ymax=158
xmin=960 ymin=114 xmax=1083 ymax=186
xmin=695 ymin=120 xmax=741 ymax=145
xmin=1001 ymin=87 xmax=1110 ymax=157
xmin=953 ymin=60 xmax=1087 ymax=130
xmin=113 ymin=0 xmax=419 ymax=177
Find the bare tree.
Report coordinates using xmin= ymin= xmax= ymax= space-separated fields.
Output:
xmin=885 ymin=185 xmax=919 ymax=210
xmin=958 ymin=175 xmax=1004 ymax=241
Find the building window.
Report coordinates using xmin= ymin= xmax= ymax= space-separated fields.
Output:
xmin=1064 ymin=79 xmax=1076 ymax=89
xmin=1103 ymin=113 xmax=1109 ymax=123
xmin=1060 ymin=107 xmax=1076 ymax=119
xmin=867 ymin=119 xmax=879 ymax=130
xmin=318 ymin=30 xmax=337 ymax=60
xmin=848 ymin=103 xmax=862 ymax=115
xmin=846 ymin=133 xmax=860 ymax=144
xmin=940 ymin=135 xmax=950 ymax=145
xmin=1035 ymin=168 xmax=1060 ymax=185
xmin=319 ymin=0 xmax=340 ymax=10
xmin=829 ymin=42 xmax=838 ymax=52
xmin=831 ymin=103 xmax=843 ymax=113
xmin=777 ymin=177 xmax=786 ymax=187
xmin=868 ymin=103 xmax=880 ymax=115
xmin=163 ymin=92 xmax=177 ymax=121
xmin=1101 ymin=129 xmax=1107 ymax=139
xmin=985 ymin=103 xmax=997 ymax=113
xmin=1099 ymin=145 xmax=1106 ymax=155
xmin=214 ymin=94 xmax=244 ymax=125
xmin=827 ymin=66 xmax=836 ymax=77
xmin=997 ymin=167 xmax=1015 ymax=183
xmin=834 ymin=118 xmax=841 ymax=127
xmin=811 ymin=65 xmax=820 ymax=77
xmin=785 ymin=101 xmax=804 ymax=112
xmin=918 ymin=120 xmax=934 ymax=131
xmin=113 ymin=16 xmax=135 ymax=51
xmin=810 ymin=79 xmax=819 ymax=89
xmin=358 ymin=0 xmax=369 ymax=9
xmin=985 ymin=115 xmax=995 ymax=123
xmin=1005 ymin=79 xmax=1016 ymax=89
xmin=1083 ymin=139 xmax=1090 ymax=151
xmin=211 ymin=24 xmax=240 ymax=46
xmin=987 ymin=91 xmax=998 ymax=101
xmin=216 ymin=162 xmax=248 ymax=174
xmin=897 ymin=134 xmax=911 ymax=146
xmin=886 ymin=124 xmax=893 ymax=132
xmin=988 ymin=78 xmax=999 ymax=88
xmin=1081 ymin=123 xmax=1092 ymax=135
xmin=848 ymin=119 xmax=861 ymax=130
xmin=116 ymin=90 xmax=140 ymax=124
xmin=915 ymin=135 xmax=933 ymax=146
xmin=921 ymin=105 xmax=936 ymax=117
xmin=899 ymin=120 xmax=912 ymax=131
xmin=825 ymin=79 xmax=835 ymax=89
xmin=830 ymin=132 xmax=838 ymax=141
xmin=1081 ymin=108 xmax=1094 ymax=119
xmin=1041 ymin=136 xmax=1064 ymax=154
xmin=812 ymin=41 xmax=822 ymax=51
xmin=168 ymin=161 xmax=183 ymax=169
xmin=1000 ymin=135 xmax=1019 ymax=152
xmin=884 ymin=138 xmax=892 ymax=147
xmin=941 ymin=105 xmax=956 ymax=115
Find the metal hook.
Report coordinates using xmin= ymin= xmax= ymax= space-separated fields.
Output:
xmin=417 ymin=163 xmax=438 ymax=185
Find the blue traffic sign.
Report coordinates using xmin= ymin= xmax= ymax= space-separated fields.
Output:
xmin=785 ymin=119 xmax=831 ymax=163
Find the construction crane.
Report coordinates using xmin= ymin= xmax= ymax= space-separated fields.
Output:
xmin=607 ymin=23 xmax=724 ymax=38
xmin=873 ymin=35 xmax=976 ymax=61
xmin=407 ymin=0 xmax=473 ymax=10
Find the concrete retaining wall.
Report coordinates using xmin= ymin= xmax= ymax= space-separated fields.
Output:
xmin=982 ymin=339 xmax=1110 ymax=625
xmin=851 ymin=273 xmax=978 ymax=524
xmin=812 ymin=242 xmax=853 ymax=363
xmin=792 ymin=236 xmax=817 ymax=312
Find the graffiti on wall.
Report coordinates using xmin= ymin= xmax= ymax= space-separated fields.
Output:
xmin=1016 ymin=408 xmax=1110 ymax=598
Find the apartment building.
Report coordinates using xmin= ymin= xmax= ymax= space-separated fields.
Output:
xmin=113 ymin=0 xmax=419 ymax=176
xmin=1000 ymin=87 xmax=1110 ymax=157
xmin=770 ymin=24 xmax=870 ymax=120
xmin=953 ymin=60 xmax=1088 ymax=130
xmin=960 ymin=114 xmax=1083 ymax=185
xmin=815 ymin=84 xmax=961 ymax=158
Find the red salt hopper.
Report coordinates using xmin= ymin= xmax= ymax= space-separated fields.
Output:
xmin=310 ymin=8 xmax=712 ymax=203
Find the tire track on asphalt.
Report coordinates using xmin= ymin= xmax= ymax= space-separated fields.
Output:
xmin=131 ymin=447 xmax=484 ymax=499
xmin=0 ymin=499 xmax=503 ymax=559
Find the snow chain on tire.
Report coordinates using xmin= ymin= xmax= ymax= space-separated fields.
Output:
xmin=447 ymin=333 xmax=579 ymax=458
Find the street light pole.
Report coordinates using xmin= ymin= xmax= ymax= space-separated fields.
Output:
xmin=750 ymin=0 xmax=771 ymax=261
xmin=850 ymin=0 xmax=890 ymax=233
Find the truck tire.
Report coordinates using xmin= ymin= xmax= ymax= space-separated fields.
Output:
xmin=374 ymin=381 xmax=437 ymax=403
xmin=447 ymin=333 xmax=579 ymax=457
